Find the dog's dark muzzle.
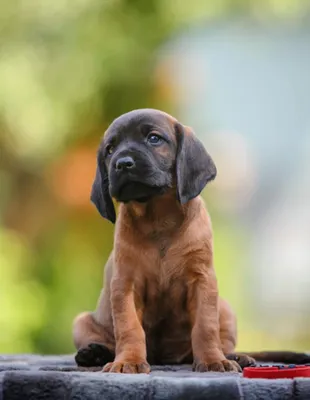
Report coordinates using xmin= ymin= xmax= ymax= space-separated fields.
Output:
xmin=112 ymin=181 xmax=164 ymax=203
xmin=115 ymin=156 xmax=135 ymax=172
xmin=109 ymin=154 xmax=169 ymax=203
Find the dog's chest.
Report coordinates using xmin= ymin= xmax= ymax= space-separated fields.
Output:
xmin=142 ymin=267 xmax=188 ymax=328
xmin=148 ymin=230 xmax=171 ymax=259
xmin=136 ymin=228 xmax=190 ymax=327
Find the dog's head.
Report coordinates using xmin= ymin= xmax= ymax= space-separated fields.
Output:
xmin=91 ymin=109 xmax=217 ymax=223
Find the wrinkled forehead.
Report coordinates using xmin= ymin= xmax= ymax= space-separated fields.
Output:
xmin=103 ymin=109 xmax=177 ymax=143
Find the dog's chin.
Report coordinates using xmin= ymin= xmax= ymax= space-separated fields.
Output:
xmin=112 ymin=182 xmax=166 ymax=203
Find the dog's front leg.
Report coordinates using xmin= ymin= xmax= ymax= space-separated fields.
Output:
xmin=102 ymin=274 xmax=150 ymax=374
xmin=188 ymin=266 xmax=241 ymax=373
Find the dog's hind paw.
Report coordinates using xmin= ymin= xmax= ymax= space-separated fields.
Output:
xmin=75 ymin=343 xmax=115 ymax=367
xmin=226 ymin=353 xmax=256 ymax=369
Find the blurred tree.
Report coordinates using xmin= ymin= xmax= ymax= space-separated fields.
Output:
xmin=0 ymin=0 xmax=309 ymax=353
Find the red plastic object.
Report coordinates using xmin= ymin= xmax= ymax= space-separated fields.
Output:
xmin=243 ymin=365 xmax=310 ymax=379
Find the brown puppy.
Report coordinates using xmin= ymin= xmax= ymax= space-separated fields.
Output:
xmin=73 ymin=109 xmax=310 ymax=373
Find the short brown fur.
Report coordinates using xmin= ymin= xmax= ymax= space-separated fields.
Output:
xmin=73 ymin=109 xmax=309 ymax=374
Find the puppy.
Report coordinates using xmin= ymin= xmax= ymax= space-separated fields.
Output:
xmin=73 ymin=109 xmax=310 ymax=373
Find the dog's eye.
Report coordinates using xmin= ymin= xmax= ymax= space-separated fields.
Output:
xmin=106 ymin=144 xmax=114 ymax=155
xmin=147 ymin=134 xmax=162 ymax=145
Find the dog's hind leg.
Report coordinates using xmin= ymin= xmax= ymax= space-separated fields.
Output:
xmin=73 ymin=310 xmax=115 ymax=367
xmin=73 ymin=254 xmax=116 ymax=367
xmin=219 ymin=298 xmax=256 ymax=369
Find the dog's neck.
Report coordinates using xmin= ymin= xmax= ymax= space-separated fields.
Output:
xmin=118 ymin=193 xmax=202 ymax=238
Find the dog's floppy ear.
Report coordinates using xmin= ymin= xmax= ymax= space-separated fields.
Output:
xmin=175 ymin=123 xmax=217 ymax=204
xmin=90 ymin=154 xmax=116 ymax=223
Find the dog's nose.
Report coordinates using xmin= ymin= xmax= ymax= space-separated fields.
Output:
xmin=115 ymin=156 xmax=135 ymax=171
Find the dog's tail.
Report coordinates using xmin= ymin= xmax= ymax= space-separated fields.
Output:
xmin=243 ymin=351 xmax=310 ymax=364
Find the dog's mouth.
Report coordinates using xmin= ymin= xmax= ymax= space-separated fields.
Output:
xmin=114 ymin=181 xmax=165 ymax=203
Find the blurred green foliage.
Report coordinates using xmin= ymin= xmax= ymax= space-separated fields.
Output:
xmin=1 ymin=0 xmax=309 ymax=354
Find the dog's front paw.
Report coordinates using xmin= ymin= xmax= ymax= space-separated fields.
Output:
xmin=75 ymin=343 xmax=114 ymax=367
xmin=226 ymin=353 xmax=256 ymax=369
xmin=102 ymin=360 xmax=150 ymax=374
xmin=193 ymin=359 xmax=241 ymax=373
